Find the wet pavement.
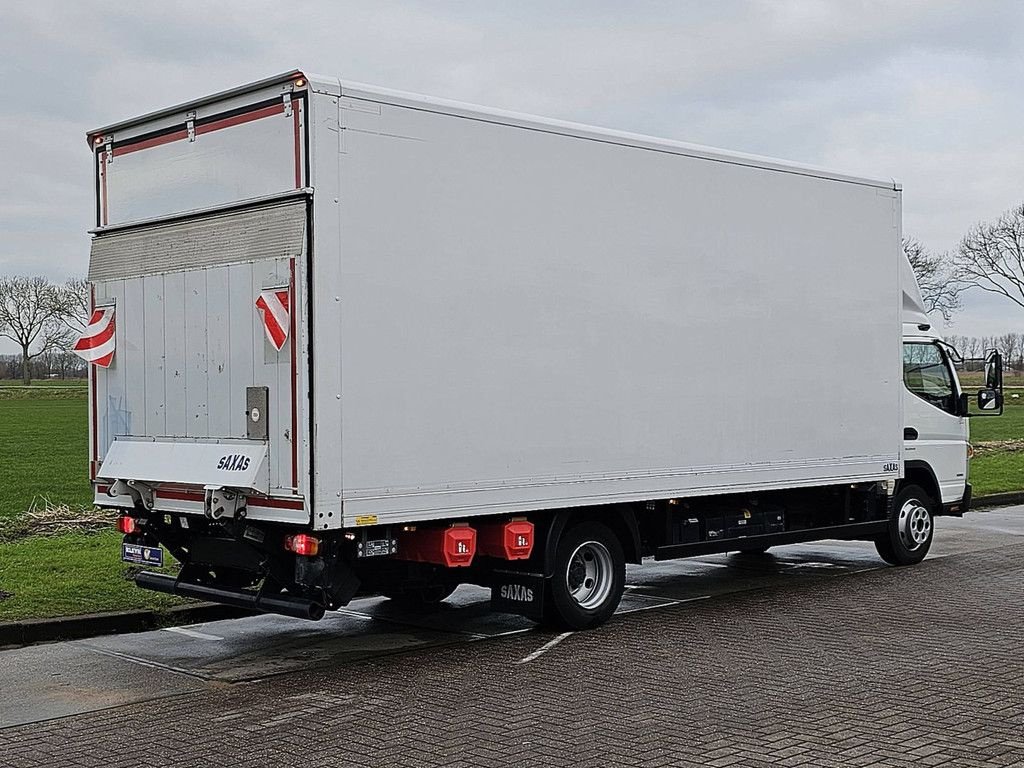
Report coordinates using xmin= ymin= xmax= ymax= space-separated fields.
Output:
xmin=1 ymin=506 xmax=1023 ymax=766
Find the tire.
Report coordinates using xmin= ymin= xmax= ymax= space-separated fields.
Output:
xmin=384 ymin=582 xmax=458 ymax=607
xmin=874 ymin=483 xmax=935 ymax=566
xmin=542 ymin=521 xmax=626 ymax=631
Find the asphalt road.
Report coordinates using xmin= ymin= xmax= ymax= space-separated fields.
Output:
xmin=1 ymin=507 xmax=1023 ymax=766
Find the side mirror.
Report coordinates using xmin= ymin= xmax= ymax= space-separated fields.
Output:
xmin=978 ymin=389 xmax=1001 ymax=411
xmin=974 ymin=349 xmax=1004 ymax=416
xmin=984 ymin=350 xmax=1002 ymax=391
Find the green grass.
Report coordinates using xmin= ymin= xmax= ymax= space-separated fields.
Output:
xmin=970 ymin=452 xmax=1024 ymax=497
xmin=0 ymin=379 xmax=87 ymax=387
xmin=0 ymin=388 xmax=188 ymax=623
xmin=967 ymin=400 xmax=1024 ymax=496
xmin=970 ymin=400 xmax=1024 ymax=442
xmin=0 ymin=532 xmax=184 ymax=621
xmin=0 ymin=386 xmax=87 ymax=401
xmin=0 ymin=393 xmax=91 ymax=518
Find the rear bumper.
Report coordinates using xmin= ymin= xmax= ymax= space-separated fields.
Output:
xmin=95 ymin=481 xmax=307 ymax=524
xmin=136 ymin=571 xmax=325 ymax=621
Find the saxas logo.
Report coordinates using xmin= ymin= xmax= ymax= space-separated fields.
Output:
xmin=500 ymin=584 xmax=534 ymax=602
xmin=217 ymin=454 xmax=251 ymax=471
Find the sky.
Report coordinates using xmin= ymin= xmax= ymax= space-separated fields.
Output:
xmin=1 ymin=0 xmax=1023 ymax=353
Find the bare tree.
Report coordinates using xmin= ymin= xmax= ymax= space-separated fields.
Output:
xmin=967 ymin=335 xmax=982 ymax=359
xmin=904 ymin=237 xmax=961 ymax=322
xmin=53 ymin=277 xmax=91 ymax=335
xmin=956 ymin=202 xmax=1024 ymax=311
xmin=0 ymin=276 xmax=71 ymax=385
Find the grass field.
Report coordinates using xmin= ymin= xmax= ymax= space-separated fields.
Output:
xmin=0 ymin=388 xmax=91 ymax=518
xmin=962 ymin=399 xmax=1024 ymax=496
xmin=0 ymin=531 xmax=183 ymax=621
xmin=0 ymin=379 xmax=87 ymax=388
xmin=969 ymin=453 xmax=1024 ymax=497
xmin=0 ymin=384 xmax=186 ymax=620
xmin=968 ymin=399 xmax=1024 ymax=442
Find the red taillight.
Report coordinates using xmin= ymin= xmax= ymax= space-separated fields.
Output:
xmin=396 ymin=524 xmax=476 ymax=567
xmin=116 ymin=515 xmax=137 ymax=535
xmin=477 ymin=519 xmax=534 ymax=561
xmin=285 ymin=534 xmax=320 ymax=557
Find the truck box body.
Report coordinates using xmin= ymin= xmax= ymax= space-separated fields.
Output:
xmin=87 ymin=71 xmax=903 ymax=535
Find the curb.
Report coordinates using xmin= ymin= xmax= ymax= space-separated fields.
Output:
xmin=0 ymin=603 xmax=256 ymax=648
xmin=972 ymin=492 xmax=1024 ymax=509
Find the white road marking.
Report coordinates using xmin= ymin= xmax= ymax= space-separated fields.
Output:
xmin=614 ymin=593 xmax=712 ymax=618
xmin=334 ymin=608 xmax=376 ymax=621
xmin=786 ymin=561 xmax=845 ymax=569
xmin=85 ymin=646 xmax=210 ymax=680
xmin=516 ymin=632 xmax=573 ymax=664
xmin=162 ymin=626 xmax=224 ymax=641
xmin=616 ymin=600 xmax=681 ymax=614
xmin=469 ymin=627 xmax=534 ymax=642
xmin=616 ymin=594 xmax=711 ymax=614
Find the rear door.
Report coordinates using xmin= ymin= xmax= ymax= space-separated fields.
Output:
xmin=86 ymin=79 xmax=311 ymax=521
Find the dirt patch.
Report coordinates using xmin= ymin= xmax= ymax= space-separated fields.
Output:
xmin=0 ymin=501 xmax=118 ymax=542
xmin=974 ymin=439 xmax=1024 ymax=456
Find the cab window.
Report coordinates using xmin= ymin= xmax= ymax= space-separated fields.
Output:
xmin=903 ymin=342 xmax=958 ymax=415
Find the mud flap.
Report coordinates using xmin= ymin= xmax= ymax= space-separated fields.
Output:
xmin=490 ymin=569 xmax=546 ymax=620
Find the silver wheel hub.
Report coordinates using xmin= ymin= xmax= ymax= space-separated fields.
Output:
xmin=898 ymin=498 xmax=932 ymax=550
xmin=566 ymin=540 xmax=614 ymax=610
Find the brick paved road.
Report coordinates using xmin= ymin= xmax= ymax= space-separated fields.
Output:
xmin=3 ymin=542 xmax=1024 ymax=767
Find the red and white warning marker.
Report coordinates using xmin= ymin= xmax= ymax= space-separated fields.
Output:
xmin=256 ymin=288 xmax=291 ymax=351
xmin=72 ymin=305 xmax=116 ymax=368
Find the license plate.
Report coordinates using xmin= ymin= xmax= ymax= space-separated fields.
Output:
xmin=122 ymin=543 xmax=164 ymax=567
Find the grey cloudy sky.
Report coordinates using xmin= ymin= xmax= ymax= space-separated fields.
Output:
xmin=1 ymin=0 xmax=1023 ymax=348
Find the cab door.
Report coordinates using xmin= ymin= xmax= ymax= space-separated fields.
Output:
xmin=902 ymin=340 xmax=967 ymax=504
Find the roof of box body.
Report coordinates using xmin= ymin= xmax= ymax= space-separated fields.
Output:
xmin=87 ymin=69 xmax=900 ymax=192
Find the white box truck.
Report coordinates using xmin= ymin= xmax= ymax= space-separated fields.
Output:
xmin=82 ymin=71 xmax=1003 ymax=629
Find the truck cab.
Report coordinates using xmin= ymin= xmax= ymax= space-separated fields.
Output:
xmin=895 ymin=253 xmax=1002 ymax=564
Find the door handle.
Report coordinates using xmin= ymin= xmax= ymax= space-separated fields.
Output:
xmin=904 ymin=427 xmax=919 ymax=440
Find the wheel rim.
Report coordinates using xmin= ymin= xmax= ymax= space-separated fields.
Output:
xmin=898 ymin=498 xmax=932 ymax=550
xmin=565 ymin=540 xmax=614 ymax=610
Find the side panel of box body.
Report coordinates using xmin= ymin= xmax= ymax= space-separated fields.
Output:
xmin=325 ymin=93 xmax=902 ymax=527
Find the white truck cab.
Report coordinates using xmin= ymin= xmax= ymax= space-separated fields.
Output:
xmin=898 ymin=255 xmax=1002 ymax=534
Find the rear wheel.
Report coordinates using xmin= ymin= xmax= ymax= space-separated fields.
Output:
xmin=875 ymin=484 xmax=934 ymax=566
xmin=542 ymin=521 xmax=625 ymax=630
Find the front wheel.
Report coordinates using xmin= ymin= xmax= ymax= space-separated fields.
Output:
xmin=875 ymin=484 xmax=934 ymax=566
xmin=542 ymin=521 xmax=625 ymax=630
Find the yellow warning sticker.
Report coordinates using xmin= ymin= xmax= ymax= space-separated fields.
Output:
xmin=355 ymin=515 xmax=378 ymax=526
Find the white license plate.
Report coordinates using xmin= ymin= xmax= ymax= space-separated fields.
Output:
xmin=122 ymin=543 xmax=164 ymax=567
